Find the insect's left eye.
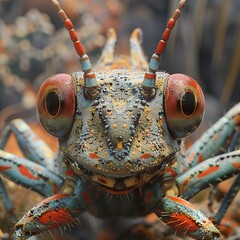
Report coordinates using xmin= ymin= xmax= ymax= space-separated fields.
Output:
xmin=164 ymin=74 xmax=205 ymax=139
xmin=37 ymin=74 xmax=75 ymax=137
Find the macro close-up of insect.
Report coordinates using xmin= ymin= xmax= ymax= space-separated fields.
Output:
xmin=0 ymin=0 xmax=240 ymax=239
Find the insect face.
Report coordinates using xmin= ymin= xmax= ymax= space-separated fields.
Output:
xmin=36 ymin=68 xmax=204 ymax=192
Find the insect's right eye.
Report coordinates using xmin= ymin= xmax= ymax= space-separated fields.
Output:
xmin=36 ymin=74 xmax=76 ymax=138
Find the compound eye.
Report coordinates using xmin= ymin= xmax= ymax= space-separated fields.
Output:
xmin=37 ymin=74 xmax=75 ymax=137
xmin=164 ymin=74 xmax=205 ymax=139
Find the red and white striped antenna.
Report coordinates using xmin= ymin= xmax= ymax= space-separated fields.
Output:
xmin=141 ymin=0 xmax=189 ymax=99
xmin=49 ymin=0 xmax=99 ymax=99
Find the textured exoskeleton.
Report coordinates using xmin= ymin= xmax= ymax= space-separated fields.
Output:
xmin=0 ymin=0 xmax=239 ymax=239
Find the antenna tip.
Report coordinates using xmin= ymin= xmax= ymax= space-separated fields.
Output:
xmin=179 ymin=0 xmax=188 ymax=10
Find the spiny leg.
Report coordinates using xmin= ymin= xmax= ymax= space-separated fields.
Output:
xmin=182 ymin=104 xmax=240 ymax=223
xmin=155 ymin=196 xmax=220 ymax=240
xmin=0 ymin=119 xmax=62 ymax=221
xmin=0 ymin=150 xmax=63 ymax=197
xmin=130 ymin=28 xmax=148 ymax=71
xmin=0 ymin=119 xmax=56 ymax=170
xmin=177 ymin=150 xmax=240 ymax=227
xmin=213 ymin=174 xmax=240 ymax=224
xmin=185 ymin=103 xmax=240 ymax=168
xmin=176 ymin=150 xmax=240 ymax=200
xmin=208 ymin=127 xmax=240 ymax=213
xmin=15 ymin=181 xmax=90 ymax=240
xmin=95 ymin=28 xmax=117 ymax=71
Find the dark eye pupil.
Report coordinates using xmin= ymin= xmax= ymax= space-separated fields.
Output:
xmin=46 ymin=91 xmax=60 ymax=116
xmin=181 ymin=91 xmax=196 ymax=116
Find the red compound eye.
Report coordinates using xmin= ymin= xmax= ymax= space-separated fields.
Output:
xmin=164 ymin=74 xmax=205 ymax=138
xmin=37 ymin=74 xmax=75 ymax=137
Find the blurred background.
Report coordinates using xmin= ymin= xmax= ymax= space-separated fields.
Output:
xmin=0 ymin=0 xmax=239 ymax=239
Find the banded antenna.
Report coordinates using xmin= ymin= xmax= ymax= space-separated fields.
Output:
xmin=141 ymin=0 xmax=189 ymax=99
xmin=49 ymin=0 xmax=99 ymax=99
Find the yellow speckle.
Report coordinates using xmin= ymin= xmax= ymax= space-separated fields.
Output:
xmin=113 ymin=124 xmax=118 ymax=129
xmin=89 ymin=130 xmax=94 ymax=137
xmin=122 ymin=124 xmax=127 ymax=129
xmin=117 ymin=141 xmax=123 ymax=150
xmin=89 ymin=107 xmax=96 ymax=113
xmin=145 ymin=129 xmax=150 ymax=134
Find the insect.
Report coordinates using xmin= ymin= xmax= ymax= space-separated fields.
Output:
xmin=0 ymin=0 xmax=240 ymax=239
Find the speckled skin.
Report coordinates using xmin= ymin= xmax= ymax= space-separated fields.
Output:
xmin=62 ymin=71 xmax=179 ymax=187
xmin=1 ymin=1 xmax=240 ymax=239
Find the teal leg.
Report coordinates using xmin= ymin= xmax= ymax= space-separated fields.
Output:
xmin=0 ymin=119 xmax=63 ymax=222
xmin=0 ymin=119 xmax=56 ymax=170
xmin=0 ymin=150 xmax=63 ymax=197
xmin=185 ymin=103 xmax=240 ymax=168
xmin=207 ymin=128 xmax=240 ymax=215
xmin=155 ymin=196 xmax=221 ymax=240
xmin=176 ymin=150 xmax=240 ymax=200
xmin=214 ymin=174 xmax=240 ymax=224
